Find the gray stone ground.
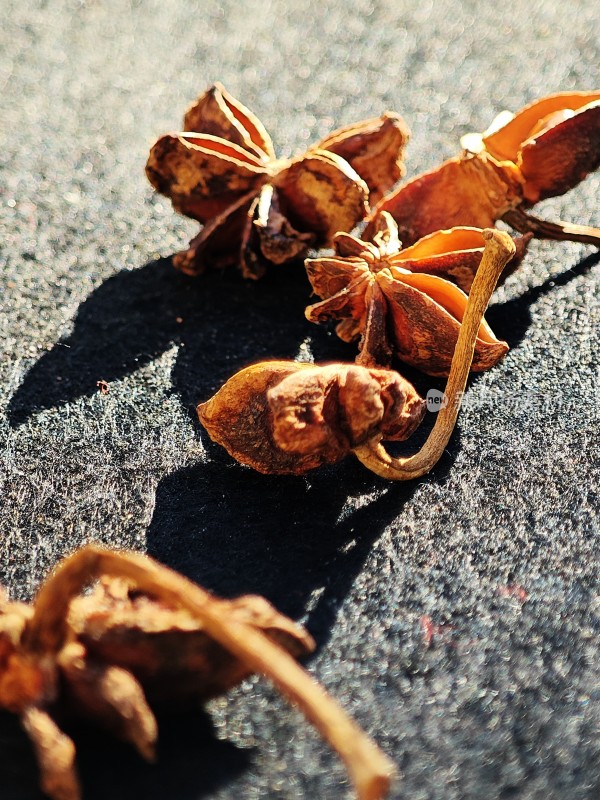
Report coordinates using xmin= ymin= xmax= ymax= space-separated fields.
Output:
xmin=1 ymin=1 xmax=599 ymax=798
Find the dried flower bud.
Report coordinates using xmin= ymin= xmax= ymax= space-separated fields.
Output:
xmin=197 ymin=361 xmax=425 ymax=475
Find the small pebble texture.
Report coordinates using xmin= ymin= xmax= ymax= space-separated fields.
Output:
xmin=1 ymin=1 xmax=599 ymax=798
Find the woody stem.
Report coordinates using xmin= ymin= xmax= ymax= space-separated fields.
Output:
xmin=24 ymin=546 xmax=395 ymax=800
xmin=353 ymin=228 xmax=515 ymax=480
xmin=503 ymin=206 xmax=600 ymax=247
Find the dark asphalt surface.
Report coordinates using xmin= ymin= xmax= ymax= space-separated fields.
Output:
xmin=1 ymin=1 xmax=599 ymax=798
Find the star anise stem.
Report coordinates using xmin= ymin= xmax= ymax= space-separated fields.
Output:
xmin=353 ymin=229 xmax=515 ymax=480
xmin=24 ymin=546 xmax=395 ymax=800
xmin=503 ymin=207 xmax=600 ymax=247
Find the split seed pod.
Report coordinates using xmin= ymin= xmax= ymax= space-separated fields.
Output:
xmin=305 ymin=213 xmax=522 ymax=376
xmin=1 ymin=546 xmax=395 ymax=800
xmin=198 ymin=361 xmax=426 ymax=475
xmin=146 ymin=83 xmax=409 ymax=278
xmin=200 ymin=230 xmax=516 ymax=480
xmin=367 ymin=91 xmax=600 ymax=247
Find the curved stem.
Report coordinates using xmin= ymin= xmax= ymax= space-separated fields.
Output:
xmin=24 ymin=546 xmax=395 ymax=800
xmin=353 ymin=228 xmax=515 ymax=480
xmin=503 ymin=207 xmax=600 ymax=247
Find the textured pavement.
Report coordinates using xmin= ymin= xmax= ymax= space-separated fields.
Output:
xmin=1 ymin=1 xmax=599 ymax=798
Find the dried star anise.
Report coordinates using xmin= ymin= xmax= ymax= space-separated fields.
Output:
xmin=367 ymin=91 xmax=600 ymax=247
xmin=199 ymin=230 xmax=516 ymax=480
xmin=1 ymin=546 xmax=395 ymax=800
xmin=146 ymin=83 xmax=409 ymax=278
xmin=304 ymin=213 xmax=525 ymax=376
xmin=199 ymin=361 xmax=426 ymax=475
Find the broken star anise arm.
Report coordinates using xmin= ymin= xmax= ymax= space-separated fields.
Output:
xmin=58 ymin=643 xmax=158 ymax=762
xmin=183 ymin=83 xmax=275 ymax=160
xmin=356 ymin=281 xmax=393 ymax=369
xmin=24 ymin=547 xmax=396 ymax=800
xmin=475 ymin=91 xmax=600 ymax=203
xmin=145 ymin=132 xmax=266 ymax=223
xmin=364 ymin=154 xmax=523 ymax=246
xmin=388 ymin=226 xmax=532 ymax=293
xmin=354 ymin=229 xmax=515 ymax=479
xmin=272 ymin=150 xmax=369 ymax=248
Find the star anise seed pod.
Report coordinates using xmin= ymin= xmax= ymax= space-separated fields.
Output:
xmin=199 ymin=230 xmax=516 ymax=480
xmin=367 ymin=91 xmax=600 ymax=247
xmin=198 ymin=361 xmax=425 ymax=475
xmin=2 ymin=547 xmax=395 ymax=800
xmin=146 ymin=83 xmax=409 ymax=278
xmin=305 ymin=213 xmax=517 ymax=376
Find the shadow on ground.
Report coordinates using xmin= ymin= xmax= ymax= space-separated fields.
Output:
xmin=145 ymin=434 xmax=458 ymax=647
xmin=486 ymin=249 xmax=600 ymax=346
xmin=7 ymin=257 xmax=352 ymax=427
xmin=8 ymin=248 xmax=599 ymax=427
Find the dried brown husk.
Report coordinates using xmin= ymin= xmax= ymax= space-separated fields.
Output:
xmin=240 ymin=185 xmax=316 ymax=279
xmin=365 ymin=153 xmax=523 ymax=246
xmin=183 ymin=81 xmax=275 ymax=160
xmin=368 ymin=91 xmax=600 ymax=246
xmin=315 ymin=112 xmax=410 ymax=203
xmin=68 ymin=578 xmax=313 ymax=706
xmin=146 ymin=132 xmax=267 ymax=223
xmin=305 ymin=215 xmax=513 ymax=376
xmin=474 ymin=91 xmax=600 ymax=203
xmin=1 ymin=547 xmax=396 ymax=800
xmin=197 ymin=361 xmax=425 ymax=475
xmin=147 ymin=84 xmax=410 ymax=276
xmin=272 ymin=150 xmax=369 ymax=247
xmin=389 ymin=226 xmax=531 ymax=292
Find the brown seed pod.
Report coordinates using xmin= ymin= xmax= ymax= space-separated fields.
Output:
xmin=305 ymin=213 xmax=525 ymax=376
xmin=146 ymin=84 xmax=410 ymax=277
xmin=198 ymin=361 xmax=425 ymax=475
xmin=1 ymin=546 xmax=396 ymax=800
xmin=199 ymin=229 xmax=516 ymax=481
xmin=367 ymin=91 xmax=600 ymax=248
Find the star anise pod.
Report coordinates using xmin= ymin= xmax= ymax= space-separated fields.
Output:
xmin=366 ymin=91 xmax=600 ymax=247
xmin=146 ymin=83 xmax=409 ymax=278
xmin=305 ymin=213 xmax=523 ymax=376
xmin=198 ymin=361 xmax=426 ymax=475
xmin=2 ymin=546 xmax=395 ymax=800
xmin=199 ymin=230 xmax=516 ymax=480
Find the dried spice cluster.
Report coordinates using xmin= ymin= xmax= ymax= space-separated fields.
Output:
xmin=0 ymin=547 xmax=394 ymax=800
xmin=5 ymin=86 xmax=598 ymax=800
xmin=146 ymin=85 xmax=599 ymax=482
xmin=199 ymin=229 xmax=517 ymax=479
